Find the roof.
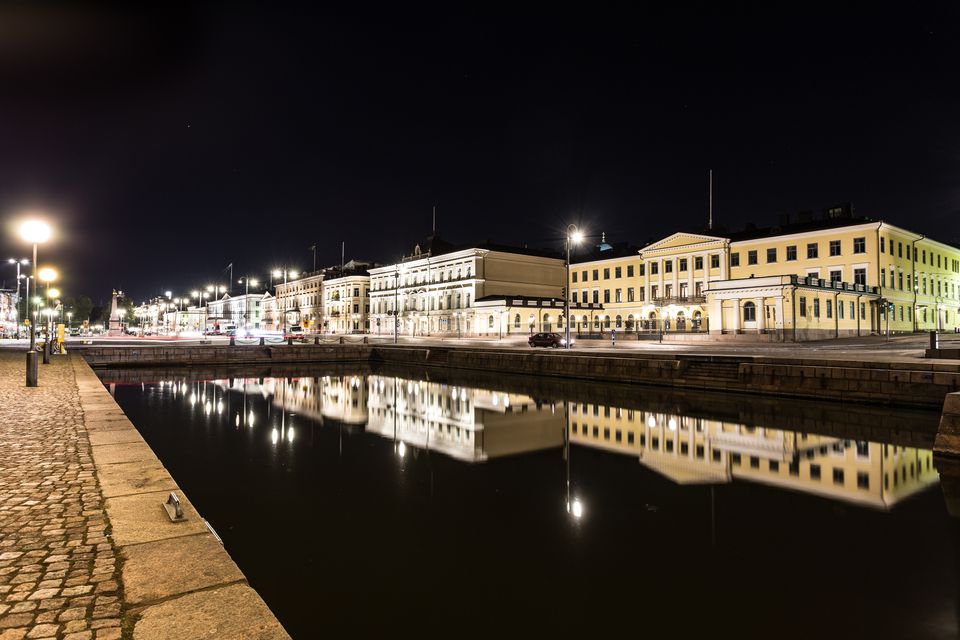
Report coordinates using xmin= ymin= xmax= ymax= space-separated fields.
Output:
xmin=401 ymin=234 xmax=562 ymax=262
xmin=725 ymin=214 xmax=879 ymax=242
xmin=570 ymin=241 xmax=641 ymax=265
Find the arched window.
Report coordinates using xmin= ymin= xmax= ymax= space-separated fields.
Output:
xmin=488 ymin=315 xmax=494 ymax=328
xmin=743 ymin=301 xmax=757 ymax=322
xmin=615 ymin=315 xmax=623 ymax=328
xmin=514 ymin=314 xmax=521 ymax=328
xmin=626 ymin=314 xmax=635 ymax=330
xmin=603 ymin=316 xmax=611 ymax=329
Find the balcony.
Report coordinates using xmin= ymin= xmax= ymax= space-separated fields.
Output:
xmin=652 ymin=295 xmax=706 ymax=306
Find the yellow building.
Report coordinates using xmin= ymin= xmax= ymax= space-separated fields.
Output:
xmin=322 ymin=273 xmax=370 ymax=334
xmin=569 ymin=207 xmax=960 ymax=340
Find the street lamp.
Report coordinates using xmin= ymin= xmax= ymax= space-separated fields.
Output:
xmin=19 ymin=219 xmax=51 ymax=386
xmin=237 ymin=277 xmax=260 ymax=329
xmin=565 ymin=225 xmax=584 ymax=350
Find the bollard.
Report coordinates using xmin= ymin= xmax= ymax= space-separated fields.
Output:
xmin=229 ymin=336 xmax=235 ymax=346
xmin=339 ymin=336 xmax=344 ymax=344
xmin=314 ymin=336 xmax=320 ymax=345
xmin=25 ymin=351 xmax=38 ymax=387
xmin=42 ymin=340 xmax=50 ymax=365
xmin=287 ymin=337 xmax=294 ymax=346
xmin=260 ymin=336 xmax=265 ymax=346
xmin=363 ymin=336 xmax=368 ymax=344
xmin=930 ymin=330 xmax=939 ymax=351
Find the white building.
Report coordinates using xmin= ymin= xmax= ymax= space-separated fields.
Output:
xmin=206 ymin=292 xmax=271 ymax=330
xmin=322 ymin=273 xmax=370 ymax=334
xmin=368 ymin=237 xmax=566 ymax=337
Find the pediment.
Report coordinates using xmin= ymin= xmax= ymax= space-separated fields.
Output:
xmin=641 ymin=232 xmax=729 ymax=254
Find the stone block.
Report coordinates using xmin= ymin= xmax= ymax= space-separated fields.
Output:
xmin=96 ymin=460 xmax=177 ymax=499
xmin=104 ymin=490 xmax=208 ymax=547
xmin=90 ymin=442 xmax=157 ymax=466
xmin=132 ymin=583 xmax=290 ymax=640
xmin=122 ymin=533 xmax=245 ymax=605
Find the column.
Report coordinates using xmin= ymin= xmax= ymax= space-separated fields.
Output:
xmin=732 ymin=298 xmax=741 ymax=332
xmin=644 ymin=260 xmax=652 ymax=303
xmin=755 ymin=296 xmax=764 ymax=333
xmin=720 ymin=250 xmax=728 ymax=280
xmin=709 ymin=297 xmax=724 ymax=335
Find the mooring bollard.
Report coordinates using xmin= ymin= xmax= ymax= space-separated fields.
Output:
xmin=287 ymin=337 xmax=294 ymax=346
xmin=260 ymin=336 xmax=265 ymax=346
xmin=314 ymin=336 xmax=320 ymax=345
xmin=339 ymin=336 xmax=344 ymax=344
xmin=229 ymin=336 xmax=235 ymax=346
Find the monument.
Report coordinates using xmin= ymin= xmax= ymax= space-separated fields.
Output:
xmin=108 ymin=289 xmax=124 ymax=336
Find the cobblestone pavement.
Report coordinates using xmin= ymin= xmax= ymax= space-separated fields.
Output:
xmin=0 ymin=354 xmax=122 ymax=640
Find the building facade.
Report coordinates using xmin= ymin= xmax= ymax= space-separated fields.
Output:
xmin=322 ymin=274 xmax=370 ymax=334
xmin=368 ymin=239 xmax=566 ymax=337
xmin=570 ymin=210 xmax=960 ymax=340
xmin=274 ymin=272 xmax=325 ymax=332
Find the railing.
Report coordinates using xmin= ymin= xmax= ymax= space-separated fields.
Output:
xmin=652 ymin=295 xmax=706 ymax=305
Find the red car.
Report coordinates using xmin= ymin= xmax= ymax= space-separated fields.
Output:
xmin=528 ymin=332 xmax=572 ymax=348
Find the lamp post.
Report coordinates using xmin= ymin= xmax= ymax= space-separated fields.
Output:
xmin=565 ymin=225 xmax=584 ymax=349
xmin=237 ymin=277 xmax=260 ymax=330
xmin=19 ymin=220 xmax=50 ymax=386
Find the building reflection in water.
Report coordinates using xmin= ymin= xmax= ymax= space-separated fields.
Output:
xmin=160 ymin=372 xmax=938 ymax=510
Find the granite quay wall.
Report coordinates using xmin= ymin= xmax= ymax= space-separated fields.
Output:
xmin=74 ymin=343 xmax=960 ymax=408
xmin=70 ymin=356 xmax=290 ymax=639
xmin=370 ymin=346 xmax=960 ymax=409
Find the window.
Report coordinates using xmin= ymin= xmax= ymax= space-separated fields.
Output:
xmin=838 ymin=301 xmax=844 ymax=319
xmin=695 ymin=256 xmax=703 ymax=270
xmin=857 ymin=472 xmax=869 ymax=489
xmin=603 ymin=290 xmax=610 ymax=303
xmin=743 ymin=301 xmax=757 ymax=322
xmin=881 ymin=271 xmax=886 ymax=287
xmin=650 ymin=263 xmax=658 ymax=275
xmin=898 ymin=242 xmax=902 ymax=258
xmin=651 ymin=285 xmax=658 ymax=299
xmin=627 ymin=265 xmax=634 ymax=277
xmin=854 ymin=268 xmax=866 ymax=286
xmin=615 ymin=266 xmax=622 ymax=278
xmin=829 ymin=240 xmax=841 ymax=256
xmin=627 ymin=288 xmax=634 ymax=302
xmin=830 ymin=269 xmax=842 ymax=283
xmin=769 ymin=460 xmax=780 ymax=472
xmin=572 ymin=272 xmax=578 ymax=283
xmin=799 ymin=296 xmax=807 ymax=317
xmin=786 ymin=245 xmax=797 ymax=261
xmin=860 ymin=302 xmax=866 ymax=319
xmin=813 ymin=298 xmax=820 ymax=318
xmin=710 ymin=255 xmax=720 ymax=269
xmin=849 ymin=301 xmax=854 ymax=319
xmin=750 ymin=456 xmax=760 ymax=469
xmin=731 ymin=253 xmax=740 ymax=267
xmin=853 ymin=237 xmax=866 ymax=253
xmin=679 ymin=258 xmax=688 ymax=271
xmin=810 ymin=464 xmax=821 ymax=480
xmin=581 ymin=270 xmax=588 ymax=282
xmin=807 ymin=243 xmax=819 ymax=259
xmin=833 ymin=468 xmax=844 ymax=485
xmin=615 ymin=289 xmax=622 ymax=303
xmin=665 ymin=260 xmax=673 ymax=273
xmin=603 ymin=268 xmax=610 ymax=279
xmin=767 ymin=248 xmax=777 ymax=263
xmin=747 ymin=250 xmax=758 ymax=265
xmin=592 ymin=290 xmax=599 ymax=304
xmin=639 ymin=264 xmax=645 ymax=276
xmin=592 ymin=269 xmax=599 ymax=280
xmin=571 ymin=291 xmax=578 ymax=303
xmin=826 ymin=299 xmax=832 ymax=318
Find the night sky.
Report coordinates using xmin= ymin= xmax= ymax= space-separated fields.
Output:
xmin=1 ymin=3 xmax=958 ymax=302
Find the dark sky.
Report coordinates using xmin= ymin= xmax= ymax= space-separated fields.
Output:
xmin=1 ymin=3 xmax=959 ymax=302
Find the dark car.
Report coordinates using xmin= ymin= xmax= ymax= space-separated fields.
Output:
xmin=528 ymin=332 xmax=571 ymax=348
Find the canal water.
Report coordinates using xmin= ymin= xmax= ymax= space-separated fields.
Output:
xmin=100 ymin=365 xmax=958 ymax=639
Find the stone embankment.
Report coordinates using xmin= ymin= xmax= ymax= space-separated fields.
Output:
xmin=0 ymin=353 xmax=290 ymax=640
xmin=73 ymin=343 xmax=960 ymax=408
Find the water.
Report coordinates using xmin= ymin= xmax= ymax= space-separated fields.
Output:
xmin=100 ymin=365 xmax=958 ymax=639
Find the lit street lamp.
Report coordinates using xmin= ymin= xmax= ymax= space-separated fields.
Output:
xmin=19 ymin=220 xmax=51 ymax=386
xmin=564 ymin=225 xmax=584 ymax=349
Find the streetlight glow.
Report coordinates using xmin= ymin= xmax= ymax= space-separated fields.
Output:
xmin=571 ymin=230 xmax=584 ymax=244
xmin=19 ymin=220 xmax=51 ymax=244
xmin=47 ymin=288 xmax=60 ymax=299
xmin=38 ymin=267 xmax=58 ymax=283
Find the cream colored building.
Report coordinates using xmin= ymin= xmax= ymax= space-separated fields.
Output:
xmin=274 ymin=271 xmax=324 ymax=332
xmin=569 ymin=209 xmax=960 ymax=340
xmin=368 ymin=239 xmax=566 ymax=337
xmin=322 ymin=274 xmax=370 ymax=334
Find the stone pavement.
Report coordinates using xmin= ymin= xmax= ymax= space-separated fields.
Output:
xmin=0 ymin=354 xmax=122 ymax=640
xmin=1 ymin=353 xmax=290 ymax=640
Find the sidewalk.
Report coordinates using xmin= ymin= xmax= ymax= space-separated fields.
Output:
xmin=0 ymin=353 xmax=289 ymax=640
xmin=0 ymin=354 xmax=122 ymax=639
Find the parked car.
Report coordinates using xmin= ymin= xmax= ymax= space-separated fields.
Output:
xmin=284 ymin=325 xmax=306 ymax=340
xmin=528 ymin=332 xmax=572 ymax=348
